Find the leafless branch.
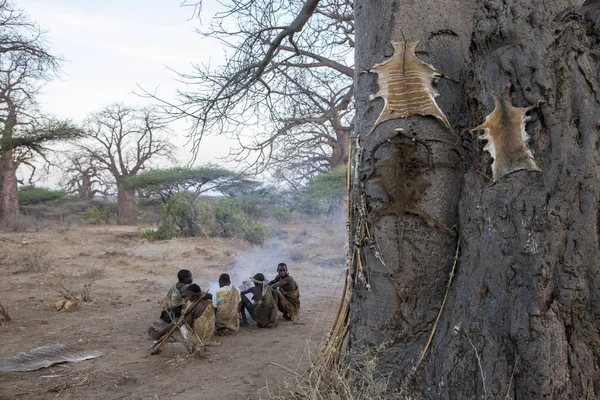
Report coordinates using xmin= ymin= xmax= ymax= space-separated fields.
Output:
xmin=78 ymin=104 xmax=174 ymax=184
xmin=141 ymin=0 xmax=354 ymax=187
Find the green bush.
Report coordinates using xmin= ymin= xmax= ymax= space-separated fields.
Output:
xmin=146 ymin=194 xmax=267 ymax=245
xmin=140 ymin=224 xmax=176 ymax=241
xmin=162 ymin=192 xmax=202 ymax=236
xmin=81 ymin=203 xmax=117 ymax=224
xmin=18 ymin=186 xmax=66 ymax=205
xmin=81 ymin=206 xmax=108 ymax=224
xmin=194 ymin=198 xmax=218 ymax=234
xmin=273 ymin=207 xmax=294 ymax=224
xmin=297 ymin=197 xmax=329 ymax=216
xmin=244 ymin=221 xmax=267 ymax=245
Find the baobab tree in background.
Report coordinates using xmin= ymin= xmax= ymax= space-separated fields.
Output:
xmin=60 ymin=152 xmax=112 ymax=200
xmin=150 ymin=0 xmax=354 ymax=188
xmin=0 ymin=0 xmax=81 ymax=226
xmin=78 ymin=104 xmax=172 ymax=225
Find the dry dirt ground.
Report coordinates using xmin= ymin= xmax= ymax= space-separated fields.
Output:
xmin=0 ymin=218 xmax=346 ymax=400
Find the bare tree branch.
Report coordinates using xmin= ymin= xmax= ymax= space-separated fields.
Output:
xmin=140 ymin=0 xmax=354 ymax=188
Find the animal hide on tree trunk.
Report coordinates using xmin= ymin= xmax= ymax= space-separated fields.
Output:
xmin=364 ymin=40 xmax=455 ymax=140
xmin=469 ymin=91 xmax=543 ymax=181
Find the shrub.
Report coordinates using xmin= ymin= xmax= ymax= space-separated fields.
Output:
xmin=163 ymin=192 xmax=202 ymax=236
xmin=244 ymin=221 xmax=267 ymax=245
xmin=146 ymin=194 xmax=267 ymax=245
xmin=81 ymin=206 xmax=108 ymax=224
xmin=140 ymin=224 xmax=176 ymax=241
xmin=297 ymin=197 xmax=329 ymax=216
xmin=273 ymin=207 xmax=294 ymax=224
xmin=81 ymin=203 xmax=117 ymax=224
xmin=194 ymin=198 xmax=218 ymax=235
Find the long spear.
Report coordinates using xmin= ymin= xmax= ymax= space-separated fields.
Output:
xmin=150 ymin=291 xmax=209 ymax=355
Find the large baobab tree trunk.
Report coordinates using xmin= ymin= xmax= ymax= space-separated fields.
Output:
xmin=79 ymin=174 xmax=94 ymax=200
xmin=117 ymin=185 xmax=137 ymax=225
xmin=349 ymin=0 xmax=600 ymax=398
xmin=0 ymin=149 xmax=19 ymax=226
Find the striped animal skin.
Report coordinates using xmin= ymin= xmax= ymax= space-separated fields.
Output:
xmin=364 ymin=40 xmax=454 ymax=140
xmin=469 ymin=92 xmax=543 ymax=181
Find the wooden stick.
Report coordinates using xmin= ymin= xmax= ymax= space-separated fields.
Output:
xmin=150 ymin=291 xmax=209 ymax=355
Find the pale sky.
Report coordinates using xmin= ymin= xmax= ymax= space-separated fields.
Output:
xmin=15 ymin=0 xmax=237 ymax=184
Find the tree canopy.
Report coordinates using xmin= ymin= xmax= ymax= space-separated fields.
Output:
xmin=122 ymin=166 xmax=258 ymax=201
xmin=17 ymin=185 xmax=65 ymax=205
xmin=307 ymin=166 xmax=347 ymax=200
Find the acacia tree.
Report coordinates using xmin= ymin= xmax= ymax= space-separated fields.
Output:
xmin=79 ymin=104 xmax=172 ymax=225
xmin=0 ymin=0 xmax=80 ymax=225
xmin=152 ymin=0 xmax=354 ymax=185
xmin=307 ymin=166 xmax=347 ymax=221
xmin=121 ymin=166 xmax=258 ymax=202
xmin=329 ymin=0 xmax=600 ymax=398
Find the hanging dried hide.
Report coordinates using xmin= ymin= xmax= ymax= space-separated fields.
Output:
xmin=363 ymin=40 xmax=455 ymax=140
xmin=469 ymin=91 xmax=543 ymax=181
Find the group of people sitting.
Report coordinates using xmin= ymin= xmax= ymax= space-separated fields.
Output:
xmin=148 ymin=263 xmax=300 ymax=347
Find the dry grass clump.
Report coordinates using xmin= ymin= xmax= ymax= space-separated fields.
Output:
xmin=267 ymin=349 xmax=419 ymax=400
xmin=46 ymin=263 xmax=107 ymax=302
xmin=16 ymin=248 xmax=53 ymax=272
xmin=0 ymin=215 xmax=39 ymax=232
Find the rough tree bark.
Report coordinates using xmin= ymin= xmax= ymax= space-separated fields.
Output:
xmin=0 ymin=148 xmax=19 ymax=226
xmin=0 ymin=110 xmax=19 ymax=226
xmin=350 ymin=0 xmax=599 ymax=398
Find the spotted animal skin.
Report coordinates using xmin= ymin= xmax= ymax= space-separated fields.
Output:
xmin=364 ymin=40 xmax=454 ymax=140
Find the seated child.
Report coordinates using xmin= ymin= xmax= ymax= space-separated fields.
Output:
xmin=213 ymin=273 xmax=242 ymax=336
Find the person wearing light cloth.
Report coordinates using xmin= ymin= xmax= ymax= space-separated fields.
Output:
xmin=213 ymin=273 xmax=242 ymax=336
xmin=159 ymin=269 xmax=193 ymax=323
xmin=269 ymin=263 xmax=300 ymax=321
xmin=240 ymin=273 xmax=278 ymax=328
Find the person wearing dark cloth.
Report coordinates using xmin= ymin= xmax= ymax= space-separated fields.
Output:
xmin=240 ymin=273 xmax=278 ymax=328
xmin=159 ymin=269 xmax=193 ymax=323
xmin=149 ymin=284 xmax=218 ymax=348
xmin=268 ymin=262 xmax=300 ymax=321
